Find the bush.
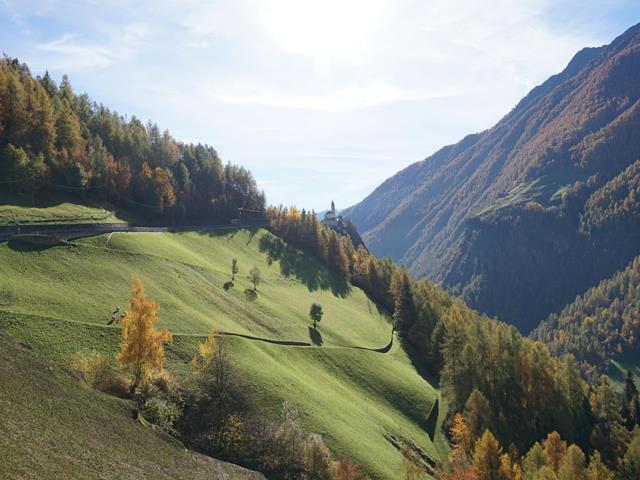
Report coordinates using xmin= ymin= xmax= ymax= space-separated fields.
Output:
xmin=71 ymin=351 xmax=128 ymax=398
xmin=137 ymin=372 xmax=183 ymax=434
xmin=140 ymin=397 xmax=182 ymax=434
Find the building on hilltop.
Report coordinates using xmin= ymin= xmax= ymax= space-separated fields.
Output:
xmin=322 ymin=200 xmax=341 ymax=227
xmin=321 ymin=200 xmax=368 ymax=250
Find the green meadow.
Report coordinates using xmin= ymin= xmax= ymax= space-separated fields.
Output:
xmin=0 ymin=333 xmax=265 ymax=480
xmin=0 ymin=228 xmax=446 ymax=479
xmin=0 ymin=190 xmax=127 ymax=225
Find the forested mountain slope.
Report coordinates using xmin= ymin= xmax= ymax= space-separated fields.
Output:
xmin=531 ymin=255 xmax=640 ymax=367
xmin=346 ymin=23 xmax=640 ymax=332
xmin=0 ymin=56 xmax=264 ymax=224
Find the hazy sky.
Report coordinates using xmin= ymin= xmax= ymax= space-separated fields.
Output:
xmin=1 ymin=1 xmax=639 ymax=211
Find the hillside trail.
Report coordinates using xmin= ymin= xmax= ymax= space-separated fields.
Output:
xmin=2 ymin=230 xmax=395 ymax=353
xmin=0 ymin=309 xmax=396 ymax=354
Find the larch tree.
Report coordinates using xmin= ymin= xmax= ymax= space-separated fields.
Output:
xmin=118 ymin=278 xmax=173 ymax=395
xmin=472 ymin=430 xmax=503 ymax=480
xmin=586 ymin=452 xmax=613 ymax=480
xmin=543 ymin=432 xmax=567 ymax=474
xmin=558 ymin=444 xmax=586 ymax=480
xmin=189 ymin=330 xmax=216 ymax=374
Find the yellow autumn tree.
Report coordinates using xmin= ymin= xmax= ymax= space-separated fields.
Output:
xmin=189 ymin=330 xmax=217 ymax=373
xmin=448 ymin=412 xmax=474 ymax=473
xmin=472 ymin=430 xmax=503 ymax=480
xmin=118 ymin=278 xmax=172 ymax=394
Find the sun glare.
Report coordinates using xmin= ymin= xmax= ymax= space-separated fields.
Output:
xmin=260 ymin=0 xmax=386 ymax=61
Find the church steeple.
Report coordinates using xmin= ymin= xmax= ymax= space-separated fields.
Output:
xmin=331 ymin=200 xmax=335 ymax=213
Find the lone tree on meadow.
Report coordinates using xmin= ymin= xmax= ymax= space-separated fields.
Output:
xmin=118 ymin=278 xmax=173 ymax=395
xmin=249 ymin=266 xmax=261 ymax=291
xmin=231 ymin=258 xmax=238 ymax=281
xmin=309 ymin=303 xmax=323 ymax=329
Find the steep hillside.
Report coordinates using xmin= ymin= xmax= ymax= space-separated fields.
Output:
xmin=0 ymin=229 xmax=445 ymax=480
xmin=531 ymin=255 xmax=640 ymax=367
xmin=346 ymin=23 xmax=640 ymax=332
xmin=0 ymin=333 xmax=264 ymax=480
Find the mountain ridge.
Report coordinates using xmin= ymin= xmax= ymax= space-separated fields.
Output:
xmin=345 ymin=22 xmax=640 ymax=332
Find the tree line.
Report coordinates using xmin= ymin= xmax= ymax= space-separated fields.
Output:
xmin=267 ymin=205 xmax=640 ymax=473
xmin=0 ymin=56 xmax=265 ymax=222
xmin=439 ymin=413 xmax=640 ymax=480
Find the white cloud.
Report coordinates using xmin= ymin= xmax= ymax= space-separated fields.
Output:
xmin=35 ymin=23 xmax=148 ymax=71
xmin=208 ymin=82 xmax=458 ymax=111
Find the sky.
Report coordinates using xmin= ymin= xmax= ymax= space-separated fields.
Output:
xmin=1 ymin=1 xmax=639 ymax=211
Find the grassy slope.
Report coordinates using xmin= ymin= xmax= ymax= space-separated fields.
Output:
xmin=0 ymin=190 xmax=127 ymax=225
xmin=608 ymin=352 xmax=640 ymax=392
xmin=0 ymin=333 xmax=264 ymax=480
xmin=0 ymin=229 xmax=445 ymax=479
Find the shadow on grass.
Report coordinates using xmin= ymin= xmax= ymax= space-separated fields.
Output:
xmin=244 ymin=289 xmax=258 ymax=301
xmin=308 ymin=326 xmax=323 ymax=346
xmin=7 ymin=238 xmax=60 ymax=252
xmin=223 ymin=281 xmax=234 ymax=291
xmin=258 ymin=234 xmax=350 ymax=298
xmin=425 ymin=398 xmax=439 ymax=442
xmin=398 ymin=336 xmax=440 ymax=388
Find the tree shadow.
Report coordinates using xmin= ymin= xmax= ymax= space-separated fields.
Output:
xmin=244 ymin=289 xmax=258 ymax=301
xmin=7 ymin=238 xmax=61 ymax=252
xmin=397 ymin=336 xmax=440 ymax=389
xmin=308 ymin=326 xmax=323 ymax=346
xmin=223 ymin=281 xmax=234 ymax=291
xmin=258 ymin=234 xmax=350 ymax=298
xmin=424 ymin=398 xmax=439 ymax=442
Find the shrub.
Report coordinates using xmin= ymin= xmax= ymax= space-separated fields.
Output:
xmin=137 ymin=372 xmax=183 ymax=434
xmin=71 ymin=351 xmax=128 ymax=398
xmin=140 ymin=396 xmax=181 ymax=434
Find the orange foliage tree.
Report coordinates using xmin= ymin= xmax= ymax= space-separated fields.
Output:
xmin=118 ymin=278 xmax=173 ymax=394
xmin=333 ymin=459 xmax=363 ymax=480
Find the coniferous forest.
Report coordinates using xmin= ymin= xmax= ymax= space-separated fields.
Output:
xmin=0 ymin=56 xmax=265 ymax=223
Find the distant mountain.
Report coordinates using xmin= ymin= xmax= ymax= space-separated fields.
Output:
xmin=345 ymin=23 xmax=640 ymax=333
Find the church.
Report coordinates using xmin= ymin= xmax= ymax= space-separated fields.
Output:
xmin=322 ymin=201 xmax=341 ymax=227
